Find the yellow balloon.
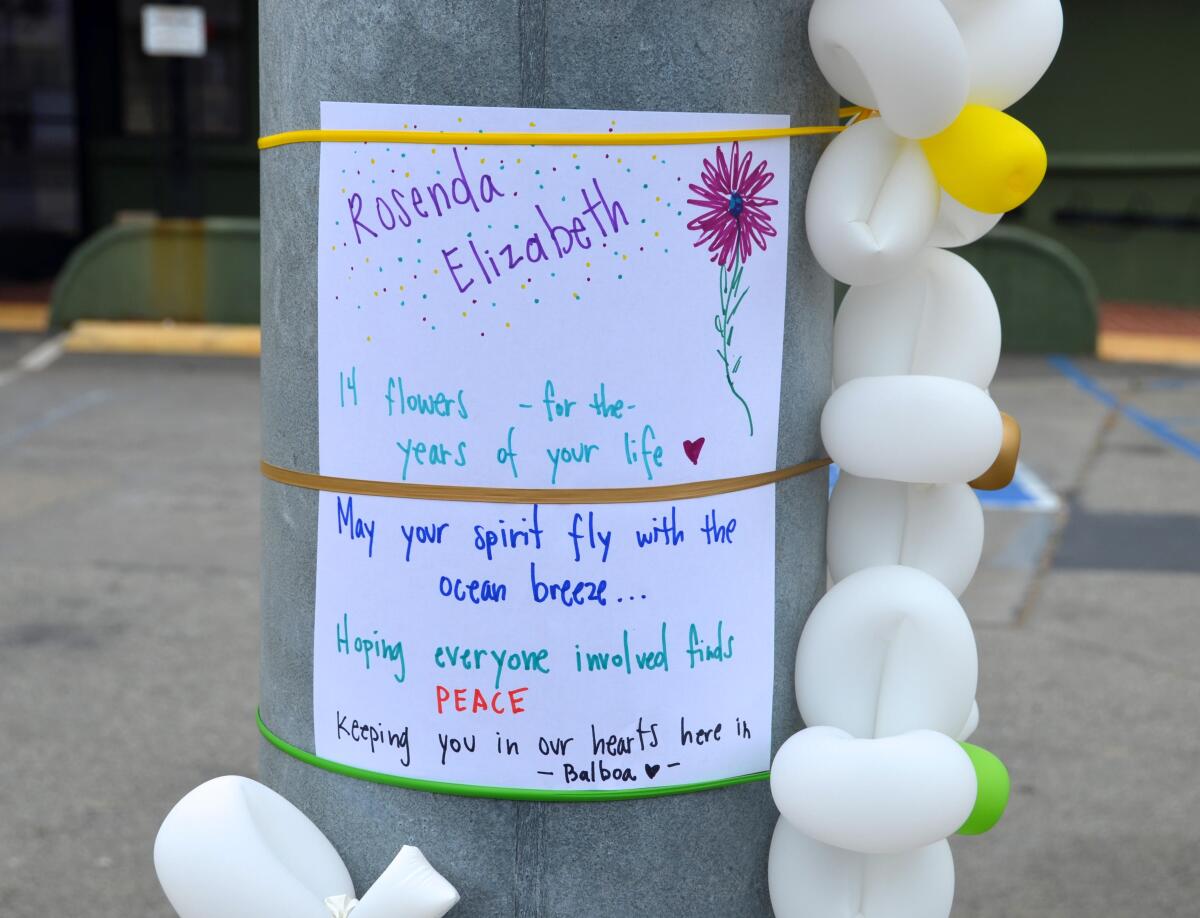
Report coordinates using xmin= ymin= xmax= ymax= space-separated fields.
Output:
xmin=920 ymin=105 xmax=1047 ymax=214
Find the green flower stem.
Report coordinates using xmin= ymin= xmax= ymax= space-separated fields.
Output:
xmin=715 ymin=255 xmax=754 ymax=436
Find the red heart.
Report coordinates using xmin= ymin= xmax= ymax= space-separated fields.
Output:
xmin=683 ymin=438 xmax=705 ymax=465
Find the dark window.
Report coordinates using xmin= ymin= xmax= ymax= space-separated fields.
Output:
xmin=118 ymin=0 xmax=246 ymax=138
xmin=0 ymin=0 xmax=80 ymax=235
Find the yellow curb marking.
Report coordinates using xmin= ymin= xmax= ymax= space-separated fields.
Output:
xmin=0 ymin=303 xmax=50 ymax=333
xmin=1098 ymin=331 xmax=1200 ymax=367
xmin=64 ymin=321 xmax=261 ymax=358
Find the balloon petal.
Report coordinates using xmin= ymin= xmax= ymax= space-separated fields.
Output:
xmin=771 ymin=727 xmax=977 ymax=854
xmin=797 ymin=565 xmax=978 ymax=738
xmin=834 ymin=249 xmax=1001 ymax=390
xmin=809 ymin=0 xmax=969 ymax=138
xmin=822 ymin=375 xmax=1004 ymax=483
xmin=828 ymin=474 xmax=983 ymax=597
xmin=942 ymin=0 xmax=1064 ymax=111
xmin=154 ymin=778 xmax=459 ymax=918
xmin=154 ymin=776 xmax=355 ymax=918
xmin=926 ymin=189 xmax=1003 ymax=249
xmin=806 ymin=118 xmax=940 ymax=286
xmin=956 ymin=701 xmax=981 ymax=743
xmin=769 ymin=817 xmax=955 ymax=918
xmin=351 ymin=846 xmax=460 ymax=918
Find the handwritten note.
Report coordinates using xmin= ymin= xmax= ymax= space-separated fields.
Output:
xmin=312 ymin=102 xmax=791 ymax=793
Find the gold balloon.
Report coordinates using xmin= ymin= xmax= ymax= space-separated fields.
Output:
xmin=970 ymin=413 xmax=1021 ymax=491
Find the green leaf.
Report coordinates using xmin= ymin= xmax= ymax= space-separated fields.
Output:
xmin=732 ymin=356 xmax=742 ymax=373
xmin=727 ymin=289 xmax=749 ymax=323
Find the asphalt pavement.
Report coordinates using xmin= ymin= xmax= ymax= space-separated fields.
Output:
xmin=0 ymin=333 xmax=1197 ymax=917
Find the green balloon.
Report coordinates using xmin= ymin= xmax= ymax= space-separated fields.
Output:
xmin=957 ymin=742 xmax=1010 ymax=836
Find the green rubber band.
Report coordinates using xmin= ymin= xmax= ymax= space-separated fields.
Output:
xmin=257 ymin=710 xmax=769 ymax=802
xmin=957 ymin=742 xmax=1011 ymax=836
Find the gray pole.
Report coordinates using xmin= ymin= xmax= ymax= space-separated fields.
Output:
xmin=259 ymin=3 xmax=833 ymax=915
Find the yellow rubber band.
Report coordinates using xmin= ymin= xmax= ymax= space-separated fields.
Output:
xmin=257 ymin=122 xmax=850 ymax=151
xmin=261 ymin=457 xmax=831 ymax=504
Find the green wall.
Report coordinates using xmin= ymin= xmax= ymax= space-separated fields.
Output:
xmin=86 ymin=140 xmax=259 ymax=229
xmin=50 ymin=218 xmax=260 ymax=327
xmin=1004 ymin=1 xmax=1200 ymax=307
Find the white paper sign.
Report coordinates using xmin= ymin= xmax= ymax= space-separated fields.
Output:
xmin=312 ymin=102 xmax=791 ymax=795
xmin=141 ymin=5 xmax=206 ymax=58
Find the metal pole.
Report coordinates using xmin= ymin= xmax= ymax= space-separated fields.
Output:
xmin=259 ymin=2 xmax=833 ymax=914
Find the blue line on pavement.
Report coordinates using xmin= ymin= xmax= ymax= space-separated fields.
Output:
xmin=1048 ymin=355 xmax=1200 ymax=463
xmin=0 ymin=389 xmax=112 ymax=452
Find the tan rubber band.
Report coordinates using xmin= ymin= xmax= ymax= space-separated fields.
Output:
xmin=260 ymin=457 xmax=831 ymax=505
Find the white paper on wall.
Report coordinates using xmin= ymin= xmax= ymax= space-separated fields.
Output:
xmin=312 ymin=101 xmax=792 ymax=794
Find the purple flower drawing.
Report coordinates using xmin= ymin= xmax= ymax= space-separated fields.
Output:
xmin=687 ymin=142 xmax=778 ymax=437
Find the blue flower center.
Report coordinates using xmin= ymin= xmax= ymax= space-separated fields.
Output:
xmin=727 ymin=192 xmax=744 ymax=217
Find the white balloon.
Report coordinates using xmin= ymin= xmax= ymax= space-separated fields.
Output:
xmin=155 ymin=776 xmax=355 ymax=918
xmin=154 ymin=776 xmax=459 ymax=918
xmin=926 ymin=190 xmax=1003 ymax=249
xmin=809 ymin=0 xmax=969 ymax=138
xmin=796 ymin=565 xmax=977 ymax=737
xmin=771 ymin=727 xmax=976 ymax=854
xmin=769 ymin=817 xmax=955 ymax=918
xmin=806 ymin=118 xmax=940 ymax=286
xmin=353 ymin=846 xmax=461 ymax=918
xmin=834 ymin=249 xmax=1001 ymax=389
xmin=822 ymin=375 xmax=1003 ymax=483
xmin=956 ymin=700 xmax=981 ymax=742
xmin=941 ymin=0 xmax=1064 ymax=111
xmin=828 ymin=473 xmax=983 ymax=597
